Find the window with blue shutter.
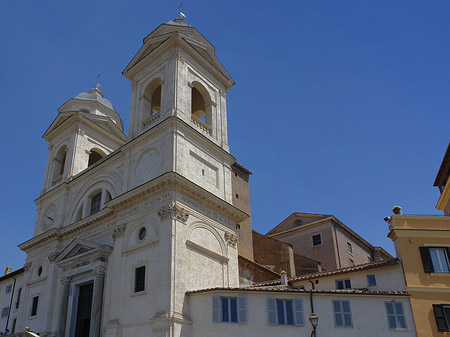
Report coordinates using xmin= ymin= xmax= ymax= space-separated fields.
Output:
xmin=385 ymin=301 xmax=407 ymax=329
xmin=212 ymin=296 xmax=247 ymax=324
xmin=266 ymin=297 xmax=304 ymax=326
xmin=333 ymin=300 xmax=353 ymax=328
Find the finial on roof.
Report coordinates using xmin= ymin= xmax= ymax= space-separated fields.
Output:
xmin=392 ymin=205 xmax=402 ymax=215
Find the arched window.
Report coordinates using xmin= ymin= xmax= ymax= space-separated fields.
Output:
xmin=142 ymin=79 xmax=162 ymax=129
xmin=151 ymin=85 xmax=161 ymax=115
xmin=90 ymin=192 xmax=102 ymax=215
xmin=191 ymin=87 xmax=206 ymax=122
xmin=88 ymin=149 xmax=105 ymax=167
xmin=52 ymin=146 xmax=67 ymax=183
xmin=190 ymin=83 xmax=212 ymax=135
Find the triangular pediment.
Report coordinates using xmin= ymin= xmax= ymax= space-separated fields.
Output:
xmin=43 ymin=111 xmax=126 ymax=143
xmin=123 ymin=23 xmax=233 ymax=87
xmin=55 ymin=238 xmax=112 ymax=264
xmin=267 ymin=213 xmax=333 ymax=236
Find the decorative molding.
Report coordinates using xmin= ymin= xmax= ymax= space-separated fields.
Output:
xmin=158 ymin=203 xmax=189 ymax=222
xmin=220 ymin=90 xmax=227 ymax=99
xmin=48 ymin=252 xmax=59 ymax=263
xmin=61 ymin=277 xmax=71 ymax=285
xmin=93 ymin=266 xmax=106 ymax=275
xmin=77 ymin=128 xmax=85 ymax=136
xmin=112 ymin=224 xmax=127 ymax=240
xmin=224 ymin=232 xmax=237 ymax=247
xmin=24 ymin=263 xmax=32 ymax=271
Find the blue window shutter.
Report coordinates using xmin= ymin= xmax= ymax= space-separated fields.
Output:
xmin=238 ymin=296 xmax=247 ymax=323
xmin=212 ymin=296 xmax=220 ymax=323
xmin=294 ymin=299 xmax=304 ymax=326
xmin=267 ymin=298 xmax=277 ymax=325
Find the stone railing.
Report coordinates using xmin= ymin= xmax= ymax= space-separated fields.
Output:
xmin=143 ymin=111 xmax=160 ymax=128
xmin=191 ymin=115 xmax=212 ymax=135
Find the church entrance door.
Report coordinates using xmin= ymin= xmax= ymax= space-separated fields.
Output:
xmin=74 ymin=283 xmax=93 ymax=337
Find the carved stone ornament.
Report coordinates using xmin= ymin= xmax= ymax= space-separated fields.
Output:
xmin=224 ymin=232 xmax=238 ymax=247
xmin=48 ymin=252 xmax=59 ymax=263
xmin=77 ymin=128 xmax=85 ymax=136
xmin=158 ymin=203 xmax=189 ymax=222
xmin=24 ymin=263 xmax=32 ymax=271
xmin=93 ymin=266 xmax=106 ymax=275
xmin=112 ymin=224 xmax=127 ymax=240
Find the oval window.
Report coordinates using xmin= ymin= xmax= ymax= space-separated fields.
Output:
xmin=138 ymin=227 xmax=147 ymax=241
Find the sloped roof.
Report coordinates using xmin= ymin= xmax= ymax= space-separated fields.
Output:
xmin=434 ymin=142 xmax=450 ymax=187
xmin=186 ymin=286 xmax=408 ymax=297
xmin=250 ymin=258 xmax=399 ymax=287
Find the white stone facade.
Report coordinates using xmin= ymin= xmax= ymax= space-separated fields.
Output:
xmin=0 ymin=16 xmax=419 ymax=337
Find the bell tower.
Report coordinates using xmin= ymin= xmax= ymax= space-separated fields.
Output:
xmin=123 ymin=15 xmax=234 ymax=150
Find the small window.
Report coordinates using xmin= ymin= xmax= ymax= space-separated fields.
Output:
xmin=267 ymin=298 xmax=304 ymax=326
xmin=433 ymin=304 xmax=450 ymax=332
xmin=37 ymin=266 xmax=43 ymax=277
xmin=336 ymin=279 xmax=351 ymax=290
xmin=349 ymin=259 xmax=354 ymax=266
xmin=134 ymin=266 xmax=146 ymax=293
xmin=90 ymin=192 xmax=102 ymax=215
xmin=15 ymin=288 xmax=22 ymax=309
xmin=31 ymin=296 xmax=39 ymax=316
xmin=5 ymin=285 xmax=12 ymax=294
xmin=1 ymin=307 xmax=9 ymax=318
xmin=236 ymin=194 xmax=239 ymax=199
xmin=367 ymin=274 xmax=377 ymax=287
xmin=212 ymin=296 xmax=247 ymax=323
xmin=347 ymin=242 xmax=353 ymax=253
xmin=333 ymin=300 xmax=353 ymax=328
xmin=312 ymin=234 xmax=322 ymax=247
xmin=385 ymin=301 xmax=407 ymax=330
xmin=138 ymin=227 xmax=147 ymax=241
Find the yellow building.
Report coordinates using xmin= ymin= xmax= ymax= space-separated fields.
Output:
xmin=388 ymin=142 xmax=450 ymax=336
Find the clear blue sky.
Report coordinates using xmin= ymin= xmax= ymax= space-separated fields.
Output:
xmin=0 ymin=0 xmax=449 ymax=271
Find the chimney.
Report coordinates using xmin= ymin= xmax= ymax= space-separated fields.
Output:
xmin=280 ymin=270 xmax=288 ymax=286
xmin=4 ymin=266 xmax=12 ymax=275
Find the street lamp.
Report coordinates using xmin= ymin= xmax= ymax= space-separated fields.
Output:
xmin=309 ymin=313 xmax=319 ymax=337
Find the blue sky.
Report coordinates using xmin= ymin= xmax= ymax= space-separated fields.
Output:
xmin=0 ymin=0 xmax=449 ymax=270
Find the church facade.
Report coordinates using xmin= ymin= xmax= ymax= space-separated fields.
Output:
xmin=0 ymin=17 xmax=422 ymax=337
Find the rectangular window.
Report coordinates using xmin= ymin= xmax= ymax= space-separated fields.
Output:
xmin=433 ymin=304 xmax=450 ymax=332
xmin=5 ymin=285 xmax=11 ymax=294
xmin=312 ymin=234 xmax=322 ymax=247
xmin=385 ymin=301 xmax=407 ymax=330
xmin=15 ymin=288 xmax=22 ymax=309
xmin=420 ymin=246 xmax=450 ymax=273
xmin=267 ymin=298 xmax=303 ymax=326
xmin=1 ymin=307 xmax=9 ymax=318
xmin=347 ymin=242 xmax=353 ymax=253
xmin=134 ymin=266 xmax=146 ymax=293
xmin=430 ymin=248 xmax=450 ymax=272
xmin=336 ymin=279 xmax=351 ymax=290
xmin=367 ymin=274 xmax=377 ymax=287
xmin=31 ymin=296 xmax=39 ymax=317
xmin=212 ymin=296 xmax=246 ymax=323
xmin=333 ymin=300 xmax=353 ymax=328
xmin=90 ymin=192 xmax=102 ymax=215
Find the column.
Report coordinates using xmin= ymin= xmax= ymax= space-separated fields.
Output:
xmin=90 ymin=267 xmax=106 ymax=337
xmin=58 ymin=278 xmax=71 ymax=337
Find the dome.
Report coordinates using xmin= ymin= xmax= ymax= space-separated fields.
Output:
xmin=75 ymin=87 xmax=115 ymax=111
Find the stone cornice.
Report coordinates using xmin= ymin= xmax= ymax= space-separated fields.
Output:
xmin=23 ymin=171 xmax=248 ymax=252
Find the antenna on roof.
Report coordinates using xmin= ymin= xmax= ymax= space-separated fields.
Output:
xmin=178 ymin=0 xmax=186 ymax=19
xmin=96 ymin=73 xmax=102 ymax=90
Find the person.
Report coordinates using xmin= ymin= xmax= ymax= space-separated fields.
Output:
xmin=4 ymin=329 xmax=10 ymax=335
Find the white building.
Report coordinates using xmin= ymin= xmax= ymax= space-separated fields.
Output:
xmin=1 ymin=16 xmax=418 ymax=337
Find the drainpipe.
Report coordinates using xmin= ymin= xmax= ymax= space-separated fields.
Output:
xmin=6 ymin=275 xmax=16 ymax=332
xmin=308 ymin=279 xmax=315 ymax=313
